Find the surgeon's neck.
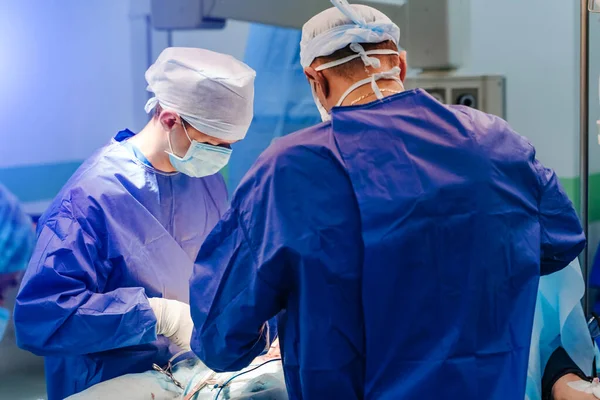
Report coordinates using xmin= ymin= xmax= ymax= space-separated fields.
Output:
xmin=338 ymin=79 xmax=404 ymax=108
xmin=128 ymin=120 xmax=176 ymax=173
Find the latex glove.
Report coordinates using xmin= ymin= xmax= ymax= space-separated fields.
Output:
xmin=557 ymin=374 xmax=600 ymax=399
xmin=148 ymin=297 xmax=193 ymax=351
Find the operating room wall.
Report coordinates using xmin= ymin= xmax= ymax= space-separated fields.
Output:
xmin=0 ymin=0 xmax=140 ymax=375
xmin=0 ymin=0 xmax=252 ymax=214
xmin=0 ymin=0 xmax=138 ymax=214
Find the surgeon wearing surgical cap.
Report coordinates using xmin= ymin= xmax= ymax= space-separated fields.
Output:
xmin=13 ymin=47 xmax=256 ymax=400
xmin=0 ymin=183 xmax=34 ymax=343
xmin=188 ymin=1 xmax=587 ymax=399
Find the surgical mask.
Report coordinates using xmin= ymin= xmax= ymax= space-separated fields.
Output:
xmin=311 ymin=83 xmax=332 ymax=122
xmin=311 ymin=43 xmax=404 ymax=122
xmin=166 ymin=120 xmax=232 ymax=178
xmin=0 ymin=307 xmax=9 ymax=342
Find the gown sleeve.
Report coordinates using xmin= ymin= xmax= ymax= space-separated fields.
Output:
xmin=189 ymin=205 xmax=288 ymax=372
xmin=14 ymin=212 xmax=158 ymax=356
xmin=188 ymin=140 xmax=316 ymax=373
xmin=533 ymin=160 xmax=586 ymax=276
xmin=473 ymin=113 xmax=585 ymax=276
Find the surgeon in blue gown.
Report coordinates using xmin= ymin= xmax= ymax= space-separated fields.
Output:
xmin=189 ymin=3 xmax=586 ymax=400
xmin=0 ymin=183 xmax=35 ymax=342
xmin=13 ymin=47 xmax=256 ymax=400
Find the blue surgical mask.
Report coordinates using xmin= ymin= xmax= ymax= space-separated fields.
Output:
xmin=0 ymin=307 xmax=9 ymax=342
xmin=166 ymin=120 xmax=232 ymax=178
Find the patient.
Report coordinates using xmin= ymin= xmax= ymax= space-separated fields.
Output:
xmin=546 ymin=349 xmax=595 ymax=400
xmin=530 ymin=259 xmax=596 ymax=400
xmin=68 ymin=258 xmax=596 ymax=400
xmin=66 ymin=343 xmax=589 ymax=400
xmin=67 ymin=338 xmax=286 ymax=400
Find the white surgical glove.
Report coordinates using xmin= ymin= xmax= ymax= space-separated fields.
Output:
xmin=148 ymin=297 xmax=194 ymax=352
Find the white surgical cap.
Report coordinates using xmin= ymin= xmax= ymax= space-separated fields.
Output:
xmin=300 ymin=0 xmax=401 ymax=69
xmin=145 ymin=47 xmax=256 ymax=141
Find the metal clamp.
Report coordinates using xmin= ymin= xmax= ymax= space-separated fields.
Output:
xmin=152 ymin=350 xmax=191 ymax=390
xmin=589 ymin=0 xmax=600 ymax=12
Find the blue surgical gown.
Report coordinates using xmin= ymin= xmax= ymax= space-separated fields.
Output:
xmin=0 ymin=182 xmax=34 ymax=340
xmin=189 ymin=90 xmax=585 ymax=399
xmin=0 ymin=182 xmax=35 ymax=279
xmin=14 ymin=130 xmax=228 ymax=400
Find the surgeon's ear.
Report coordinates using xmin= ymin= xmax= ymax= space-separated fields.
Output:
xmin=399 ymin=51 xmax=408 ymax=82
xmin=304 ymin=67 xmax=330 ymax=99
xmin=158 ymin=110 xmax=178 ymax=131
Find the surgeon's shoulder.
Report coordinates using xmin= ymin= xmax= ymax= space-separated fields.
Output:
xmin=450 ymin=105 xmax=535 ymax=161
xmin=39 ymin=146 xmax=120 ymax=226
xmin=253 ymin=122 xmax=339 ymax=178
xmin=232 ymin=123 xmax=339 ymax=204
xmin=259 ymin=122 xmax=336 ymax=166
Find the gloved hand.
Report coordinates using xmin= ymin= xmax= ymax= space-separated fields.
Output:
xmin=148 ymin=297 xmax=194 ymax=351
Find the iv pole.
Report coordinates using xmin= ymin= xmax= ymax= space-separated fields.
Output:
xmin=581 ymin=0 xmax=590 ymax=317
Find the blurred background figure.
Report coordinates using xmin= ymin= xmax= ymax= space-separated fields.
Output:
xmin=0 ymin=183 xmax=35 ymax=341
xmin=0 ymin=183 xmax=42 ymax=397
